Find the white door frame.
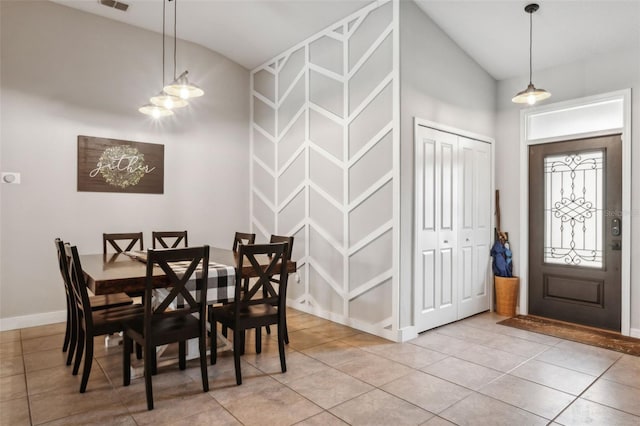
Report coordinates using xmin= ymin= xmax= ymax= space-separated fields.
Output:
xmin=518 ymin=89 xmax=632 ymax=335
xmin=414 ymin=118 xmax=495 ymax=330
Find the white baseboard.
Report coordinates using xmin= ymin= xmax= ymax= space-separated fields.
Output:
xmin=630 ymin=327 xmax=640 ymax=339
xmin=0 ymin=310 xmax=66 ymax=332
xmin=396 ymin=326 xmax=418 ymax=342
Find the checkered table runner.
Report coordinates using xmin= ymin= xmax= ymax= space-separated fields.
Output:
xmin=168 ymin=259 xmax=236 ymax=303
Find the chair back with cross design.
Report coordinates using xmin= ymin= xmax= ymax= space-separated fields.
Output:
xmin=152 ymin=231 xmax=188 ymax=249
xmin=103 ymin=232 xmax=144 ymax=253
xmin=123 ymin=245 xmax=210 ymax=410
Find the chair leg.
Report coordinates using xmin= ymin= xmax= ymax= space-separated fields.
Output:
xmin=233 ymin=330 xmax=242 ymax=385
xmin=79 ymin=333 xmax=93 ymax=393
xmin=240 ymin=330 xmax=246 ymax=355
xmin=255 ymin=327 xmax=262 ymax=354
xmin=178 ymin=341 xmax=186 ymax=370
xmin=135 ymin=342 xmax=143 ymax=360
xmin=283 ymin=315 xmax=289 ymax=345
xmin=265 ymin=325 xmax=271 ymax=335
xmin=199 ymin=335 xmax=209 ymax=392
xmin=211 ymin=319 xmax=218 ymax=365
xmin=278 ymin=322 xmax=287 ymax=374
xmin=144 ymin=342 xmax=154 ymax=410
xmin=66 ymin=310 xmax=79 ymax=366
xmin=151 ymin=348 xmax=158 ymax=376
xmin=63 ymin=301 xmax=71 ymax=352
xmin=123 ymin=335 xmax=131 ymax=386
xmin=73 ymin=328 xmax=85 ymax=375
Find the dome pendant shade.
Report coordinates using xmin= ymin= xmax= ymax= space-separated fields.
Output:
xmin=164 ymin=71 xmax=204 ymax=99
xmin=512 ymin=83 xmax=551 ymax=105
xmin=139 ymin=104 xmax=174 ymax=118
xmin=150 ymin=91 xmax=188 ymax=109
xmin=512 ymin=3 xmax=550 ymax=105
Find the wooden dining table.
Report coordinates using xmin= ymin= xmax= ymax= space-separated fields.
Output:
xmin=80 ymin=246 xmax=297 ymax=296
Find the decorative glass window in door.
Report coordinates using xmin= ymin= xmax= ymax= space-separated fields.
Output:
xmin=544 ymin=151 xmax=604 ymax=268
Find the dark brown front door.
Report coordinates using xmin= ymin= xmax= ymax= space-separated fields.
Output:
xmin=529 ymin=135 xmax=622 ymax=331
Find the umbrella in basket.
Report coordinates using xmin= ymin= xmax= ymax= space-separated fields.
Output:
xmin=491 ymin=190 xmax=512 ymax=278
xmin=491 ymin=231 xmax=512 ymax=278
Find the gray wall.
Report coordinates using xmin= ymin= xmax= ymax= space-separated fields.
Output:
xmin=0 ymin=1 xmax=250 ymax=325
xmin=399 ymin=1 xmax=497 ymax=329
xmin=495 ymin=47 xmax=640 ymax=335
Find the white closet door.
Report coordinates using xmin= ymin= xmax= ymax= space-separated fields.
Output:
xmin=415 ymin=125 xmax=492 ymax=333
xmin=415 ymin=126 xmax=458 ymax=332
xmin=458 ymin=137 xmax=492 ymax=318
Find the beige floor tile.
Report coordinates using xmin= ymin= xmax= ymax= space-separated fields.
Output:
xmin=481 ymin=333 xmax=551 ymax=358
xmin=554 ymin=398 xmax=640 ymax=426
xmin=40 ymin=402 xmax=137 ymax=426
xmin=287 ymin=329 xmax=338 ymax=351
xmin=0 ymin=355 xmax=24 ymax=378
xmin=24 ymin=348 xmax=69 ymax=373
xmin=0 ymin=373 xmax=27 ymax=402
xmin=184 ymin=351 xmax=266 ymax=390
xmin=287 ymin=368 xmax=373 ymax=409
xmin=410 ymin=331 xmax=472 ymax=355
xmin=534 ymin=342 xmax=622 ymax=376
xmin=125 ymin=386 xmax=217 ymax=425
xmin=0 ymin=396 xmax=30 ymax=426
xmin=337 ymin=331 xmax=393 ymax=349
xmin=600 ymin=354 xmax=640 ymax=389
xmin=0 ymin=329 xmax=21 ymax=344
xmin=335 ymin=351 xmax=414 ymax=386
xmin=26 ymin=363 xmax=109 ymax=396
xmin=20 ymin=322 xmax=66 ymax=340
xmin=582 ymin=378 xmax=640 ymax=416
xmin=421 ymin=416 xmax=457 ymax=425
xmin=510 ymin=359 xmax=597 ymax=395
xmin=214 ymin=375 xmax=323 ymax=425
xmin=365 ymin=341 xmax=448 ymax=369
xmin=453 ymin=342 xmax=528 ymax=373
xmin=295 ymin=411 xmax=349 ymax=425
xmin=28 ymin=378 xmax=122 ymax=425
xmin=306 ymin=322 xmax=360 ymax=340
xmin=301 ymin=339 xmax=368 ymax=365
xmin=483 ymin=321 xmax=563 ymax=346
xmin=434 ymin=322 xmax=500 ymax=344
xmin=0 ymin=339 xmax=22 ymax=358
xmin=330 ymin=389 xmax=433 ymax=425
xmin=22 ymin=333 xmax=65 ymax=355
xmin=381 ymin=370 xmax=471 ymax=414
xmin=162 ymin=403 xmax=241 ymax=426
xmin=248 ymin=350 xmax=330 ymax=384
xmin=440 ymin=393 xmax=548 ymax=426
xmin=421 ymin=356 xmax=503 ymax=390
xmin=479 ymin=374 xmax=576 ymax=419
xmin=286 ymin=315 xmax=332 ymax=332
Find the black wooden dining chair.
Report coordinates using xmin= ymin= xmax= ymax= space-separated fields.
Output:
xmin=232 ymin=231 xmax=255 ymax=252
xmin=209 ymin=242 xmax=288 ymax=385
xmin=65 ymin=245 xmax=144 ymax=393
xmin=263 ymin=235 xmax=294 ymax=344
xmin=152 ymin=231 xmax=188 ymax=249
xmin=103 ymin=232 xmax=144 ymax=253
xmin=122 ymin=246 xmax=210 ymax=410
xmin=55 ymin=238 xmax=134 ymax=367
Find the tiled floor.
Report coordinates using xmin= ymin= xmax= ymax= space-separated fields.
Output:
xmin=1 ymin=310 xmax=639 ymax=425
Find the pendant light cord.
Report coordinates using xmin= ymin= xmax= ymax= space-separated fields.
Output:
xmin=173 ymin=0 xmax=177 ymax=80
xmin=162 ymin=0 xmax=166 ymax=86
xmin=529 ymin=10 xmax=533 ymax=85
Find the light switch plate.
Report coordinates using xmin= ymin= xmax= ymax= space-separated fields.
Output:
xmin=1 ymin=172 xmax=21 ymax=184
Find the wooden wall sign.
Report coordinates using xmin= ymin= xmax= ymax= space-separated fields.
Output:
xmin=77 ymin=135 xmax=164 ymax=194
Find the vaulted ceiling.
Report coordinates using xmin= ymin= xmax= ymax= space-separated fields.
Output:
xmin=53 ymin=0 xmax=640 ymax=79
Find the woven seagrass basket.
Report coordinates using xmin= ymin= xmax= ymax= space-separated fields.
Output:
xmin=495 ymin=276 xmax=519 ymax=317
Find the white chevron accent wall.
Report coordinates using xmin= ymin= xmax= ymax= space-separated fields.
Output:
xmin=250 ymin=0 xmax=400 ymax=339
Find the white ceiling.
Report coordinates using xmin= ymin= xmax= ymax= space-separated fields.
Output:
xmin=53 ymin=0 xmax=640 ymax=79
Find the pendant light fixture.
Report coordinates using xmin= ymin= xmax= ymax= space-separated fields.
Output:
xmin=512 ymin=3 xmax=550 ymax=105
xmin=163 ymin=0 xmax=204 ymax=100
xmin=139 ymin=0 xmax=201 ymax=118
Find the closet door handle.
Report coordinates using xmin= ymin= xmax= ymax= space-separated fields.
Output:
xmin=443 ymin=240 xmax=449 ymax=244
